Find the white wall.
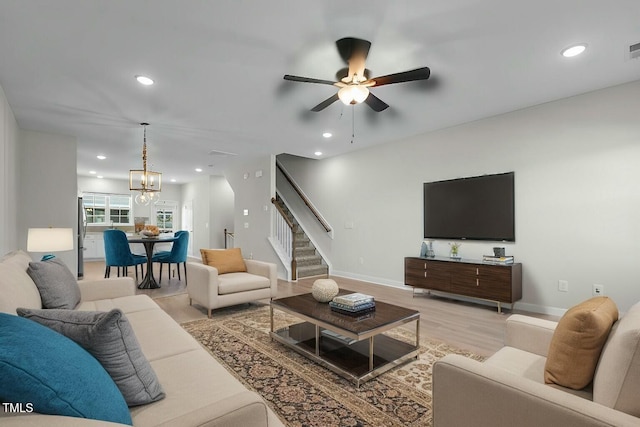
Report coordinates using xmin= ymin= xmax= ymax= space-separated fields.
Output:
xmin=225 ymin=155 xmax=281 ymax=269
xmin=0 ymin=84 xmax=19 ymax=255
xmin=278 ymin=80 xmax=640 ymax=315
xmin=19 ymin=130 xmax=78 ymax=273
xmin=208 ymin=175 xmax=234 ymax=248
xmin=182 ymin=176 xmax=211 ymax=255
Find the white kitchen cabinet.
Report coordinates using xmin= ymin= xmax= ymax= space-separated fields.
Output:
xmin=83 ymin=233 xmax=105 ymax=260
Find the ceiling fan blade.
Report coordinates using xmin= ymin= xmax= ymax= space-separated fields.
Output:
xmin=369 ymin=67 xmax=431 ymax=87
xmin=364 ymin=92 xmax=389 ymax=112
xmin=336 ymin=37 xmax=371 ymax=63
xmin=283 ymin=75 xmax=336 ymax=85
xmin=311 ymin=94 xmax=339 ymax=112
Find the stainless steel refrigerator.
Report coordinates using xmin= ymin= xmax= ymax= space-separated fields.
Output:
xmin=77 ymin=197 xmax=86 ymax=279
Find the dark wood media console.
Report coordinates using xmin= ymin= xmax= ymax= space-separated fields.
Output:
xmin=405 ymin=256 xmax=522 ymax=313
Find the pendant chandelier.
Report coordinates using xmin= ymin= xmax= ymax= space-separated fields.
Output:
xmin=129 ymin=123 xmax=162 ymax=206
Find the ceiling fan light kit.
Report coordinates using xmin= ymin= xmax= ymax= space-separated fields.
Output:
xmin=284 ymin=37 xmax=431 ymax=112
xmin=338 ymin=84 xmax=369 ymax=105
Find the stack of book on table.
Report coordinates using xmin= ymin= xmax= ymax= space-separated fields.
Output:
xmin=329 ymin=293 xmax=376 ymax=315
xmin=482 ymin=255 xmax=515 ymax=265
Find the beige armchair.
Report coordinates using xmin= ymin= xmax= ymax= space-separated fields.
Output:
xmin=186 ymin=259 xmax=277 ymax=318
xmin=433 ymin=302 xmax=640 ymax=427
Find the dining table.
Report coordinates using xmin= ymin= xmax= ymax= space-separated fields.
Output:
xmin=127 ymin=235 xmax=177 ymax=289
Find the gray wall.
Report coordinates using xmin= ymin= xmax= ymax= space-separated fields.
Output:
xmin=0 ymin=85 xmax=19 ymax=254
xmin=182 ymin=176 xmax=211 ymax=256
xmin=225 ymin=155 xmax=280 ymax=268
xmin=278 ymin=80 xmax=640 ymax=315
xmin=19 ymin=130 xmax=78 ymax=273
xmin=208 ymin=175 xmax=234 ymax=249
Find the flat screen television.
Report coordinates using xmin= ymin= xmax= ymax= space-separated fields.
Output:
xmin=423 ymin=172 xmax=515 ymax=242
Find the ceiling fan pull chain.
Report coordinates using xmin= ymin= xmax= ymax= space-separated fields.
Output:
xmin=351 ymin=106 xmax=355 ymax=144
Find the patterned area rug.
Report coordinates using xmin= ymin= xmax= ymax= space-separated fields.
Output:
xmin=182 ymin=303 xmax=484 ymax=427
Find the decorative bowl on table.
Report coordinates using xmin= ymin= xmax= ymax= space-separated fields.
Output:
xmin=140 ymin=230 xmax=159 ymax=238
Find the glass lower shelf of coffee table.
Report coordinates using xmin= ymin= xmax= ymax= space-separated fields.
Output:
xmin=270 ymin=292 xmax=420 ymax=386
xmin=272 ymin=321 xmax=418 ymax=384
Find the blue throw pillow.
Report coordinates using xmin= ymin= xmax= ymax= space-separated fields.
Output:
xmin=0 ymin=312 xmax=132 ymax=425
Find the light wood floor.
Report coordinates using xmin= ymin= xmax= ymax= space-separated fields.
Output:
xmin=83 ymin=260 xmax=557 ymax=357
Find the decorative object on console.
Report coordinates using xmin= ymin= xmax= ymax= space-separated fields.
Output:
xmin=493 ymin=247 xmax=506 ymax=257
xmin=26 ymin=227 xmax=74 ymax=261
xmin=449 ymin=242 xmax=461 ymax=259
xmin=483 ymin=255 xmax=514 ymax=265
xmin=129 ymin=123 xmax=162 ymax=206
xmin=420 ymin=241 xmax=435 ymax=258
xmin=311 ymin=278 xmax=339 ymax=302
xmin=420 ymin=241 xmax=428 ymax=257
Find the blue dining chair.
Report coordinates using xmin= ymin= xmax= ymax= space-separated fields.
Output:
xmin=152 ymin=231 xmax=189 ymax=284
xmin=103 ymin=229 xmax=147 ymax=282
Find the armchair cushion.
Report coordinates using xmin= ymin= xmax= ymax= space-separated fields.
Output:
xmin=544 ymin=296 xmax=618 ymax=389
xmin=200 ymin=248 xmax=247 ymax=274
xmin=27 ymin=258 xmax=81 ymax=309
xmin=218 ymin=272 xmax=271 ymax=295
xmin=17 ymin=307 xmax=165 ymax=407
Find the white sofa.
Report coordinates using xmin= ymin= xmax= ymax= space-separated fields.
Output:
xmin=0 ymin=250 xmax=284 ymax=427
xmin=186 ymin=259 xmax=277 ymax=318
xmin=433 ymin=305 xmax=640 ymax=427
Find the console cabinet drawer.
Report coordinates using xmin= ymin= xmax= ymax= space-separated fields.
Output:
xmin=404 ymin=259 xmax=450 ymax=292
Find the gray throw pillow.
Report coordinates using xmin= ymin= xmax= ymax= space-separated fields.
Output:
xmin=27 ymin=258 xmax=80 ymax=309
xmin=17 ymin=307 xmax=165 ymax=407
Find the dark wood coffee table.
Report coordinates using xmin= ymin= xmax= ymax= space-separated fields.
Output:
xmin=270 ymin=291 xmax=420 ymax=387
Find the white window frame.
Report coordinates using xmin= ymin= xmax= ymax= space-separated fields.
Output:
xmin=82 ymin=193 xmax=133 ymax=226
xmin=152 ymin=200 xmax=178 ymax=233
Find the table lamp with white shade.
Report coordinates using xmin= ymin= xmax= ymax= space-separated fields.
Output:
xmin=27 ymin=228 xmax=74 ymax=261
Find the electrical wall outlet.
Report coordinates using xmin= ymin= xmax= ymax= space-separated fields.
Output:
xmin=593 ymin=284 xmax=604 ymax=296
xmin=558 ymin=280 xmax=569 ymax=292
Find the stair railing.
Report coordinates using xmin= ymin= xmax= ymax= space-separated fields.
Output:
xmin=276 ymin=160 xmax=332 ymax=234
xmin=224 ymin=228 xmax=234 ymax=249
xmin=271 ymin=197 xmax=297 ymax=280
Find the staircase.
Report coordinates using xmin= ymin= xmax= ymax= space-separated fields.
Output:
xmin=274 ymin=195 xmax=328 ymax=279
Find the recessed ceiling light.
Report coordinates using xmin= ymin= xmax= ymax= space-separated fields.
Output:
xmin=96 ymin=155 xmax=106 ymax=160
xmin=170 ymin=178 xmax=176 ymax=183
xmin=97 ymin=175 xmax=104 ymax=179
xmin=195 ymin=168 xmax=203 ymax=172
xmin=322 ymin=132 xmax=332 ymax=138
xmin=89 ymin=170 xmax=96 ymax=174
xmin=314 ymin=151 xmax=323 ymax=156
xmin=135 ymin=75 xmax=154 ymax=85
xmin=561 ymin=44 xmax=587 ymax=58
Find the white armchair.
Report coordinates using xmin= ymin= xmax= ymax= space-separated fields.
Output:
xmin=432 ymin=303 xmax=640 ymax=427
xmin=186 ymin=259 xmax=277 ymax=318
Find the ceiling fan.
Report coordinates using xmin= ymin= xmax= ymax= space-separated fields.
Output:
xmin=284 ymin=37 xmax=431 ymax=112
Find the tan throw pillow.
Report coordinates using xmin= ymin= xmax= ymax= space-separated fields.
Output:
xmin=544 ymin=296 xmax=618 ymax=389
xmin=200 ymin=248 xmax=247 ymax=274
